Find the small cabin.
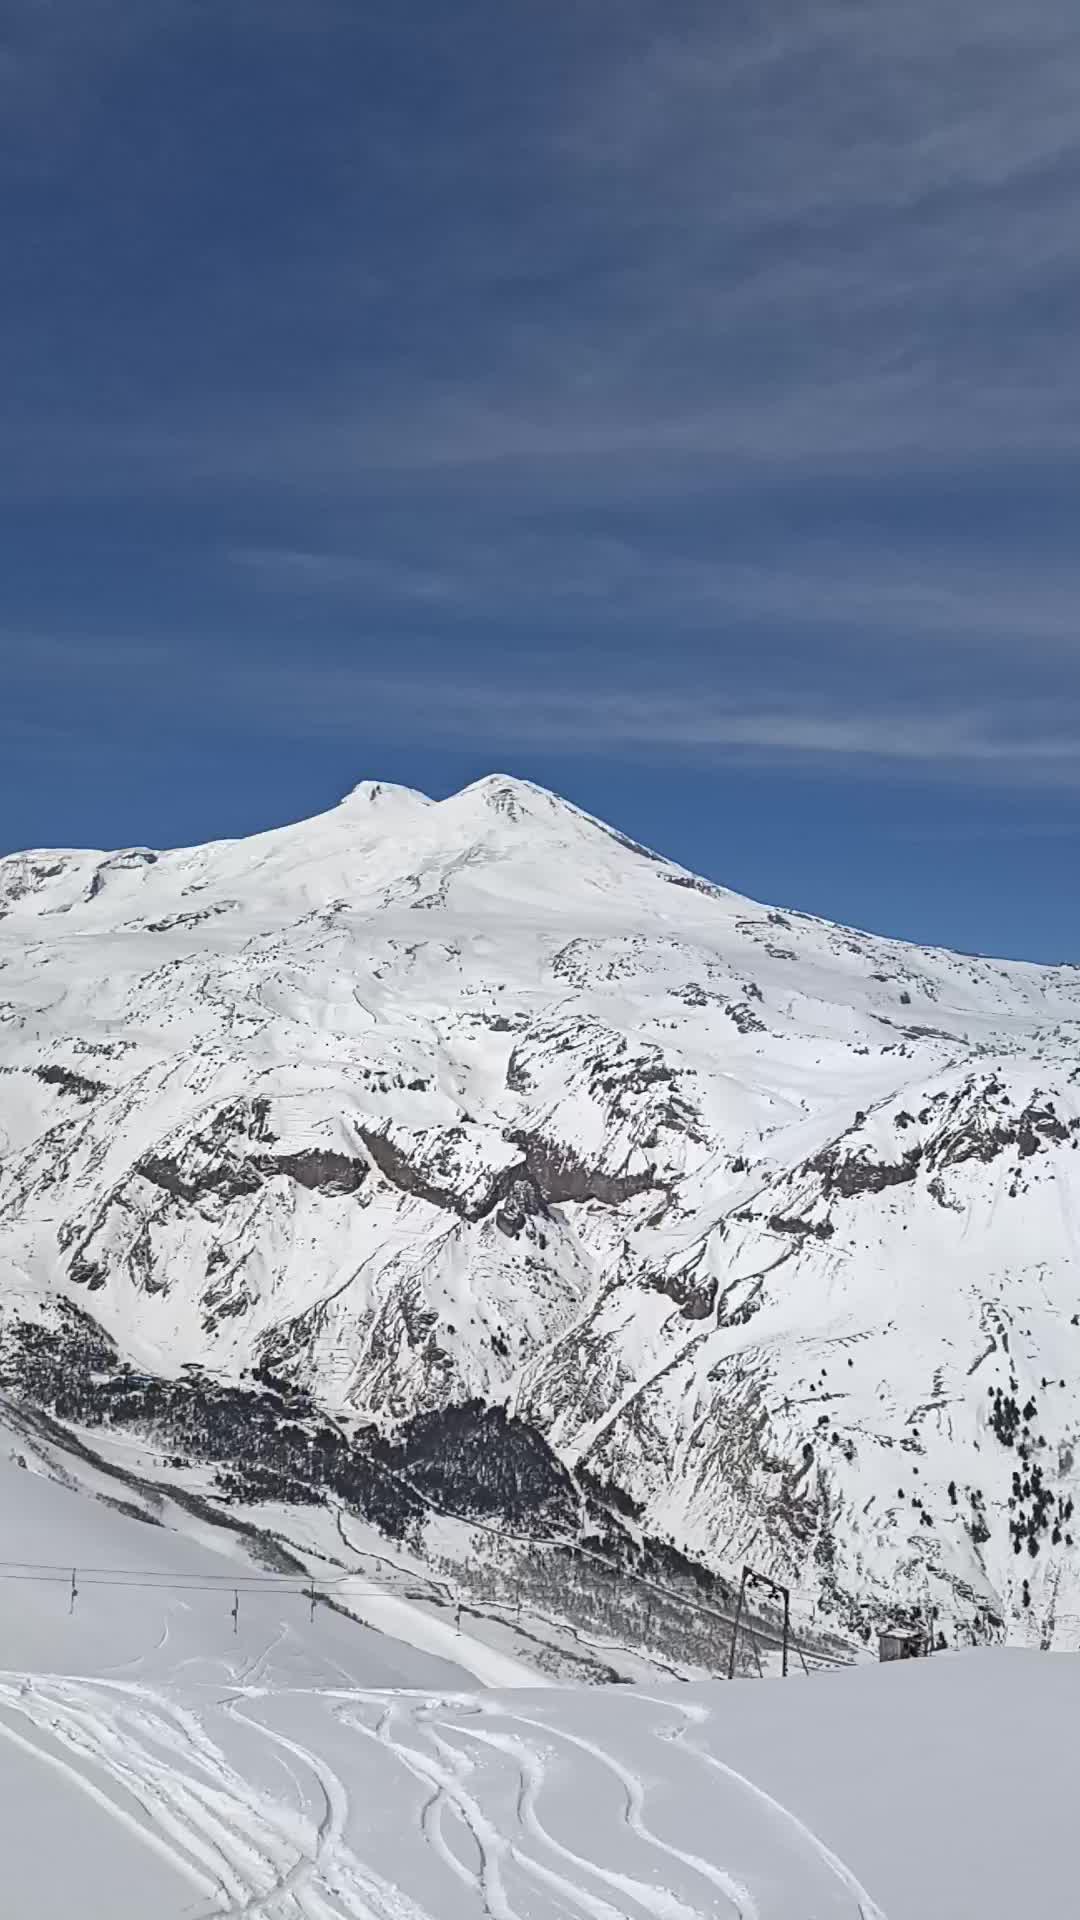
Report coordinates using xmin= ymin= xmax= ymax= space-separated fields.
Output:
xmin=878 ymin=1626 xmax=927 ymax=1663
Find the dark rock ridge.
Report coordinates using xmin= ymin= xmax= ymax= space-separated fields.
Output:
xmin=494 ymin=1174 xmax=545 ymax=1238
xmin=803 ymin=1086 xmax=1079 ymax=1205
xmin=136 ymin=1147 xmax=367 ymax=1204
xmin=508 ymin=1131 xmax=658 ymax=1208
xmin=356 ymin=1123 xmax=658 ymax=1222
xmin=136 ymin=1152 xmax=263 ymax=1205
xmin=661 ymin=872 xmax=726 ymax=900
xmin=923 ymin=1083 xmax=1077 ymax=1173
xmin=647 ymin=1265 xmax=718 ymax=1320
xmin=810 ymin=1143 xmax=923 ymax=1199
xmin=357 ymin=1127 xmax=497 ymax=1221
xmin=86 ymin=850 xmax=158 ymax=900
xmin=768 ymin=1212 xmax=835 ymax=1240
xmin=34 ymin=1064 xmax=107 ymax=1103
xmin=269 ymin=1151 xmax=367 ymax=1194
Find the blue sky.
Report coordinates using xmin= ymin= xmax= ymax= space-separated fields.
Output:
xmin=4 ymin=1 xmax=1080 ymax=958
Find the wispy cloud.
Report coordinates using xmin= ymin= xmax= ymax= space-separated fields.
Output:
xmin=228 ymin=534 xmax=1080 ymax=661
xmin=0 ymin=628 xmax=167 ymax=677
xmin=891 ymin=820 xmax=1080 ymax=842
xmin=215 ymin=661 xmax=1080 ymax=785
xmin=228 ymin=546 xmax=469 ymax=607
xmin=4 ymin=2 xmax=1080 ymax=814
xmin=7 ymin=4 xmax=1080 ymax=482
xmin=14 ymin=602 xmax=1080 ymax=782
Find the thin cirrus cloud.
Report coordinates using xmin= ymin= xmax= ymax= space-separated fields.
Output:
xmin=232 ymin=664 xmax=1080 ymax=783
xmin=13 ymin=636 xmax=1080 ymax=782
xmin=7 ymin=610 xmax=1078 ymax=781
xmin=1 ymin=2 xmax=1079 ymax=807
xmin=229 ymin=539 xmax=1080 ymax=659
xmin=3 ymin=2 xmax=1080 ymax=486
xmin=292 ymin=0 xmax=1080 ymax=483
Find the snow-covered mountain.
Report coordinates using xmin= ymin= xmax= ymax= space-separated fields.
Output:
xmin=3 ymin=772 xmax=1080 ymax=1650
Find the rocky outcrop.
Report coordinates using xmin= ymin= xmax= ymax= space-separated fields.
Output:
xmin=647 ymin=1266 xmax=718 ymax=1320
xmin=508 ymin=1130 xmax=659 ymax=1207
xmin=34 ymin=1064 xmax=107 ymax=1103
xmin=265 ymin=1150 xmax=367 ymax=1194
xmin=809 ymin=1143 xmax=923 ymax=1198
xmin=136 ymin=1152 xmax=263 ymax=1204
xmin=355 ymin=1121 xmax=658 ymax=1221
xmin=357 ymin=1126 xmax=502 ymax=1220
xmin=768 ymin=1212 xmax=835 ymax=1240
xmin=494 ymin=1172 xmax=546 ymax=1237
xmin=135 ymin=1145 xmax=366 ymax=1204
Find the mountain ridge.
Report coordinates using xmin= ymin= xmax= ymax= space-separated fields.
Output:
xmin=2 ymin=772 xmax=1079 ymax=1652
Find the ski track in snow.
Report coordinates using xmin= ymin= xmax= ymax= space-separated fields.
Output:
xmin=0 ymin=1695 xmax=221 ymax=1904
xmin=0 ymin=1675 xmax=418 ymax=1919
xmin=342 ymin=1688 xmax=877 ymax=1919
xmin=0 ymin=1663 xmax=885 ymax=1919
xmin=641 ymin=1693 xmax=890 ymax=1920
xmin=447 ymin=1720 xmax=749 ymax=1920
xmin=236 ymin=1624 xmax=291 ymax=1692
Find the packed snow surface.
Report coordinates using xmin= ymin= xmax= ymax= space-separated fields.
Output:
xmin=3 ymin=773 xmax=1080 ymax=1643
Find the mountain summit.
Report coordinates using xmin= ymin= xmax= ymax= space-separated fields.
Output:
xmin=2 ymin=776 xmax=1079 ymax=1648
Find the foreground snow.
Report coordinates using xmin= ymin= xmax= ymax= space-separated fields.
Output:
xmin=1 ymin=1425 xmax=1071 ymax=1919
xmin=5 ymin=1637 xmax=1072 ymax=1918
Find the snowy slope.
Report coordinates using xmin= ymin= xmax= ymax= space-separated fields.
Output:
xmin=2 ymin=773 xmax=1080 ymax=1648
xmin=0 ymin=1402 xmax=473 ymax=1685
xmin=0 ymin=1422 xmax=1071 ymax=1920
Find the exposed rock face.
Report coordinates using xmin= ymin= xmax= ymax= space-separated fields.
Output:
xmin=646 ymin=1265 xmax=718 ymax=1320
xmin=357 ymin=1124 xmax=510 ymax=1220
xmin=508 ymin=1131 xmax=659 ymax=1208
xmin=269 ymin=1151 xmax=367 ymax=1194
xmin=5 ymin=773 xmax=1080 ymax=1651
xmin=136 ymin=1152 xmax=264 ymax=1205
xmin=494 ymin=1174 xmax=545 ymax=1238
xmin=33 ymin=1064 xmax=106 ymax=1103
xmin=133 ymin=1143 xmax=367 ymax=1206
xmin=809 ymin=1143 xmax=923 ymax=1198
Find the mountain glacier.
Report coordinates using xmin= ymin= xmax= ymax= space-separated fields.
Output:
xmin=3 ymin=772 xmax=1079 ymax=1652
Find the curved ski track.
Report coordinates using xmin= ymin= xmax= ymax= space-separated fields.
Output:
xmin=0 ymin=1674 xmax=887 ymax=1919
xmin=0 ymin=1674 xmax=429 ymax=1919
xmin=341 ymin=1688 xmax=884 ymax=1920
